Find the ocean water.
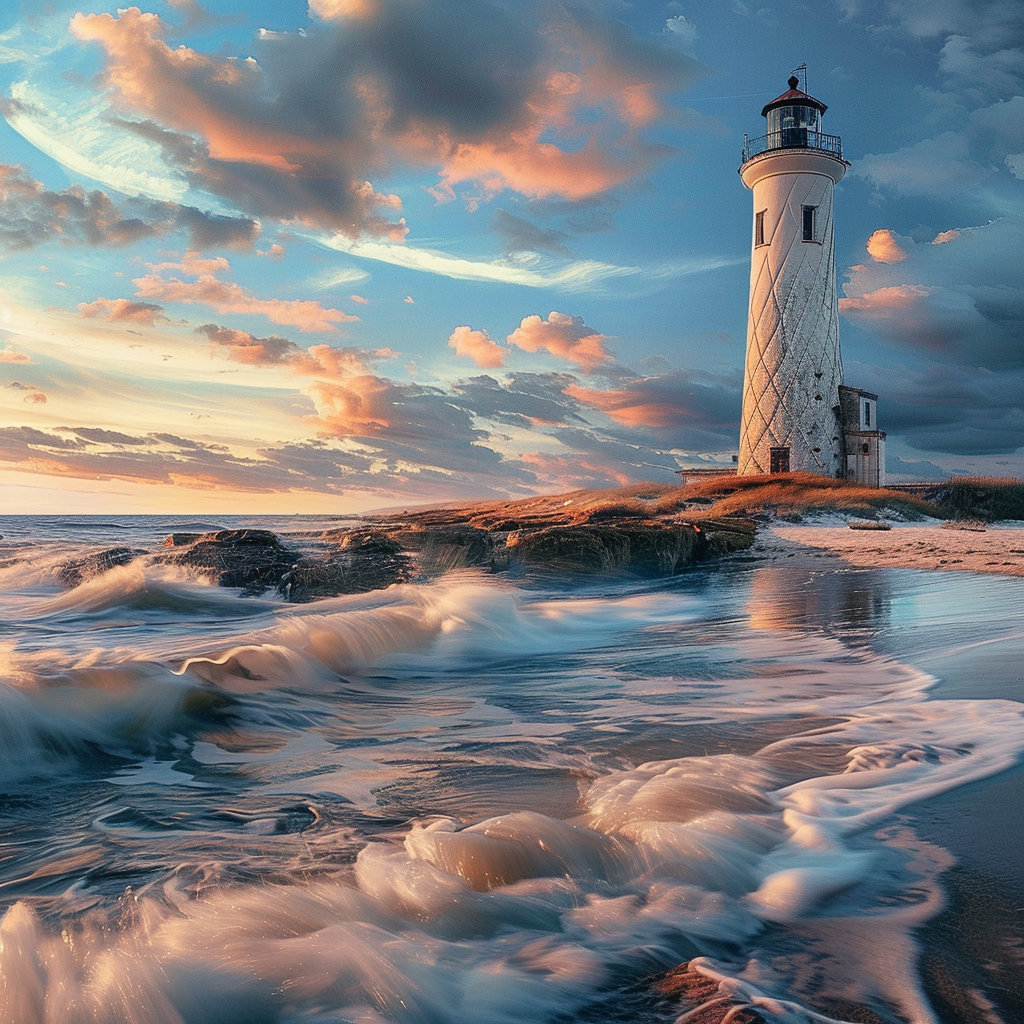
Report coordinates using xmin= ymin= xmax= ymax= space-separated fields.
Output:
xmin=0 ymin=515 xmax=1021 ymax=1024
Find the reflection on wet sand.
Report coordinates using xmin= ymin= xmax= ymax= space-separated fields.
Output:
xmin=747 ymin=565 xmax=891 ymax=634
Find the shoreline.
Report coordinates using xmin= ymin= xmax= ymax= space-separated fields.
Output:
xmin=749 ymin=520 xmax=1024 ymax=576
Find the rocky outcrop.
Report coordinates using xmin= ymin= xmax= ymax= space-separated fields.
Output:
xmin=278 ymin=550 xmax=413 ymax=603
xmin=50 ymin=488 xmax=757 ymax=600
xmin=55 ymin=546 xmax=147 ymax=588
xmin=157 ymin=529 xmax=299 ymax=595
xmin=155 ymin=527 xmax=413 ymax=601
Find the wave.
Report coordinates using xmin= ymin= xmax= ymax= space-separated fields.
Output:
xmin=1 ymin=558 xmax=1022 ymax=1023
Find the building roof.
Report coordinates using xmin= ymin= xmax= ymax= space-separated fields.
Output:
xmin=761 ymin=75 xmax=828 ymax=117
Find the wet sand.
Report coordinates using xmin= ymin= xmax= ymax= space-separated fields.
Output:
xmin=754 ymin=521 xmax=1024 ymax=576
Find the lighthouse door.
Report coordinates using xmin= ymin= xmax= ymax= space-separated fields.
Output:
xmin=769 ymin=446 xmax=791 ymax=474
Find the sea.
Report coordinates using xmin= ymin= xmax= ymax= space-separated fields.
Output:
xmin=0 ymin=514 xmax=1021 ymax=1024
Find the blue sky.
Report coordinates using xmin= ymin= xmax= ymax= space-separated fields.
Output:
xmin=0 ymin=0 xmax=1020 ymax=512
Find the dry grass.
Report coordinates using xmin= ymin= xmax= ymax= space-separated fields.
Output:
xmin=375 ymin=476 xmax=949 ymax=529
xmin=669 ymin=472 xmax=940 ymax=521
xmin=924 ymin=476 xmax=1024 ymax=522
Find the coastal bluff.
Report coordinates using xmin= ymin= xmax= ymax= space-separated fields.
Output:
xmin=50 ymin=484 xmax=758 ymax=602
xmin=53 ymin=474 xmax=1016 ymax=600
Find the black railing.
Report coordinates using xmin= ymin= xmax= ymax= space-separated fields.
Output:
xmin=742 ymin=129 xmax=843 ymax=163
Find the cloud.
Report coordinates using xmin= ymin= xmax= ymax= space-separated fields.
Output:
xmin=847 ymin=2 xmax=1023 ymax=209
xmin=507 ymin=311 xmax=612 ymax=370
xmin=318 ymin=231 xmax=640 ymax=291
xmin=841 ymin=217 xmax=1024 ymax=370
xmin=200 ymin=324 xmax=298 ymax=365
xmin=492 ymin=208 xmax=573 ymax=257
xmin=4 ymin=381 xmax=46 ymax=403
xmin=869 ymin=362 xmax=1024 ymax=456
xmin=840 ymin=284 xmax=931 ymax=313
xmin=134 ymin=254 xmax=359 ymax=332
xmin=565 ymin=372 xmax=738 ymax=433
xmin=60 ymin=1 xmax=700 ymax=240
xmin=0 ymin=346 xmax=30 ymax=363
xmin=199 ymin=323 xmax=379 ymax=376
xmin=865 ymin=229 xmax=909 ymax=264
xmin=78 ymin=298 xmax=168 ymax=325
xmin=448 ymin=325 xmax=507 ymax=368
xmin=0 ymin=161 xmax=258 ymax=252
xmin=856 ymin=132 xmax=994 ymax=198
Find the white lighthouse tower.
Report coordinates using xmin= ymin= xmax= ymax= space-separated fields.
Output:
xmin=737 ymin=74 xmax=849 ymax=477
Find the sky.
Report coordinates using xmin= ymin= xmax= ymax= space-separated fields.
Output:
xmin=0 ymin=0 xmax=1021 ymax=513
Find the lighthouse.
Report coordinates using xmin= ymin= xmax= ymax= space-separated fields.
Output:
xmin=737 ymin=74 xmax=853 ymax=478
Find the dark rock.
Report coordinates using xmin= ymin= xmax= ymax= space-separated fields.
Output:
xmin=506 ymin=524 xmax=701 ymax=575
xmin=278 ymin=551 xmax=413 ymax=602
xmin=159 ymin=529 xmax=298 ymax=595
xmin=327 ymin=528 xmax=403 ymax=555
xmin=55 ymin=546 xmax=147 ymax=588
xmin=162 ymin=532 xmax=204 ymax=547
xmin=505 ymin=520 xmax=754 ymax=576
xmin=389 ymin=526 xmax=497 ymax=572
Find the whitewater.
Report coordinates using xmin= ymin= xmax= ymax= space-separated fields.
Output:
xmin=0 ymin=515 xmax=1021 ymax=1024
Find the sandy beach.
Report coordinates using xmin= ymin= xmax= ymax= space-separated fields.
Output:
xmin=754 ymin=519 xmax=1024 ymax=576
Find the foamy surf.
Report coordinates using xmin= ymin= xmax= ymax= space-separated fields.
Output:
xmin=0 ymin=515 xmax=1021 ymax=1023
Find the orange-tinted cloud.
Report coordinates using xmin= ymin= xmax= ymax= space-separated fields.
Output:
xmin=839 ymin=284 xmax=930 ymax=314
xmin=68 ymin=2 xmax=697 ymax=234
xmin=866 ymin=229 xmax=909 ymax=264
xmin=135 ymin=254 xmax=358 ymax=332
xmin=507 ymin=311 xmax=611 ymax=371
xmin=448 ymin=325 xmax=507 ymax=368
xmin=520 ymin=451 xmax=631 ymax=489
xmin=200 ymin=324 xmax=376 ymax=375
xmin=565 ymin=383 xmax=678 ymax=428
xmin=78 ymin=298 xmax=169 ymax=325
xmin=200 ymin=324 xmax=297 ymax=364
xmin=564 ymin=370 xmax=739 ymax=438
xmin=0 ymin=347 xmax=30 ymax=364
xmin=306 ymin=376 xmax=393 ymax=434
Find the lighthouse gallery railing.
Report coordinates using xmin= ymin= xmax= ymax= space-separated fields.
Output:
xmin=742 ymin=129 xmax=844 ymax=163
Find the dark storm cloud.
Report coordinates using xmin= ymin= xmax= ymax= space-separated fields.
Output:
xmin=873 ymin=364 xmax=1024 ymax=456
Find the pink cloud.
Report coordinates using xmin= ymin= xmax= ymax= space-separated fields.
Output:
xmin=520 ymin=451 xmax=631 ymax=489
xmin=0 ymin=347 xmax=30 ymax=364
xmin=564 ymin=383 xmax=677 ymax=428
xmin=866 ymin=229 xmax=909 ymax=264
xmin=448 ymin=325 xmax=507 ymax=368
xmin=307 ymin=376 xmax=393 ymax=434
xmin=135 ymin=254 xmax=358 ymax=332
xmin=200 ymin=324 xmax=375 ymax=375
xmin=507 ymin=311 xmax=611 ymax=371
xmin=78 ymin=298 xmax=169 ymax=325
xmin=839 ymin=284 xmax=931 ymax=314
xmin=201 ymin=324 xmax=297 ymax=365
xmin=68 ymin=4 xmax=695 ymax=233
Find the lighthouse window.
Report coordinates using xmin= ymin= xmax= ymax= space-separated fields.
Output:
xmin=755 ymin=210 xmax=766 ymax=247
xmin=802 ymin=205 xmax=816 ymax=241
xmin=864 ymin=401 xmax=871 ymax=427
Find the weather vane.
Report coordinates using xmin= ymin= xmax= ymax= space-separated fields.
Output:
xmin=792 ymin=63 xmax=807 ymax=92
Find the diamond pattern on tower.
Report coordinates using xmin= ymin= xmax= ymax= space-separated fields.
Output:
xmin=738 ymin=171 xmax=843 ymax=476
